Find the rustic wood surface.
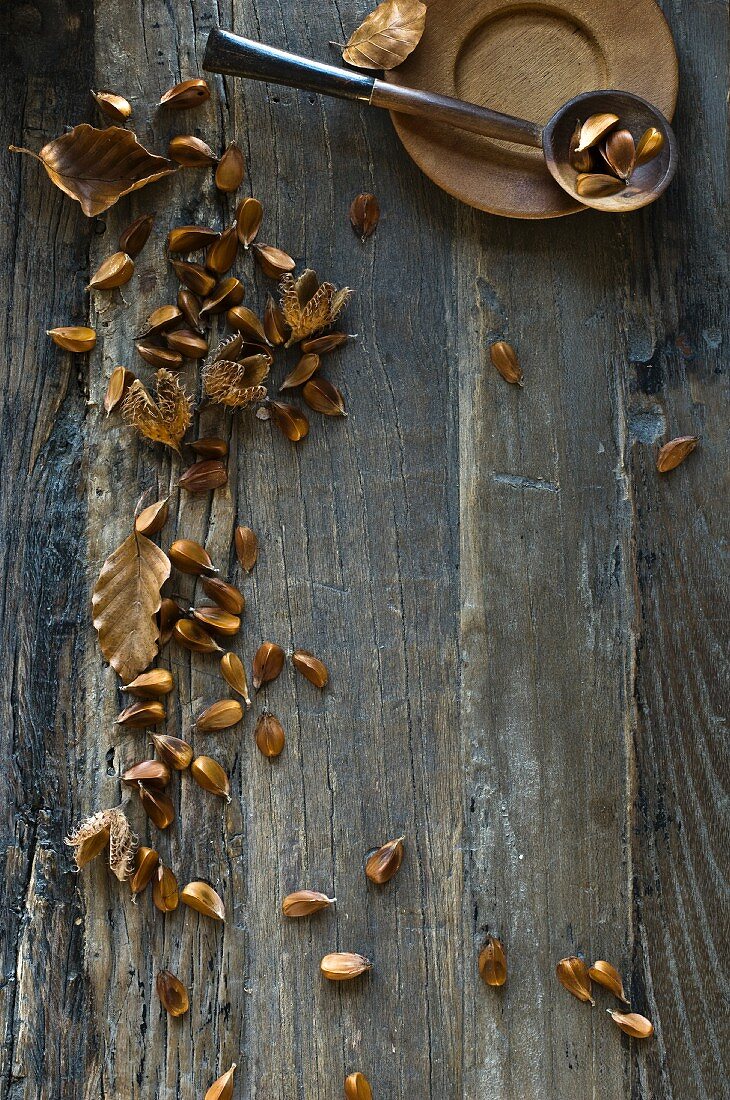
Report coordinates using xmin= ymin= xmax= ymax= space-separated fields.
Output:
xmin=0 ymin=1 xmax=726 ymax=1098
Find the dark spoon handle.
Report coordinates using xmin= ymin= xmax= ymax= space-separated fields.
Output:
xmin=203 ymin=29 xmax=543 ymax=148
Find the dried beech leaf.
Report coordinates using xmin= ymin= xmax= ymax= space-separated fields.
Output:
xmin=92 ymin=530 xmax=171 ymax=684
xmin=350 ymin=192 xmax=380 ymax=241
xmin=343 ymin=0 xmax=427 ymax=70
xmin=10 ymin=125 xmax=174 ymax=217
xmin=121 ymin=369 xmax=193 ymax=453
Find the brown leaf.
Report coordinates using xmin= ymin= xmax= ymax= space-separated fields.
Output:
xmin=343 ymin=0 xmax=427 ymax=70
xmin=92 ymin=530 xmax=171 ymax=683
xmin=10 ymin=125 xmax=174 ymax=217
xmin=121 ymin=369 xmax=193 ymax=453
xmin=350 ymin=192 xmax=380 ymax=241
xmin=656 ymin=435 xmax=697 ymax=473
xmin=280 ymin=270 xmax=352 ymax=346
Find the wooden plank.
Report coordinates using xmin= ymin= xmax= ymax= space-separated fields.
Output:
xmin=0 ymin=5 xmax=99 ymax=1098
xmin=80 ymin=1 xmax=462 ymax=1096
xmin=625 ymin=1 xmax=729 ymax=1095
xmin=457 ymin=210 xmax=635 ymax=1098
xmin=457 ymin=2 xmax=728 ymax=1097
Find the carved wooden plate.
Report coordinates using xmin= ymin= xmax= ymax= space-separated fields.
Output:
xmin=384 ymin=0 xmax=678 ymax=218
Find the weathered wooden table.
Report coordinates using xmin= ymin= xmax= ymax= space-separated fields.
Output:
xmin=1 ymin=1 xmax=726 ymax=1097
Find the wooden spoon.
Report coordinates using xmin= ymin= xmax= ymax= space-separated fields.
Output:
xmin=203 ymin=30 xmax=677 ymax=213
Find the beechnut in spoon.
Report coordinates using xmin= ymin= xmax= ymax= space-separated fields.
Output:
xmin=203 ymin=29 xmax=677 ymax=213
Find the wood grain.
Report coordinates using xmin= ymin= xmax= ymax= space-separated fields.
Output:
xmin=0 ymin=0 xmax=726 ymax=1098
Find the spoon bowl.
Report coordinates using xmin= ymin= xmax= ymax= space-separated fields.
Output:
xmin=543 ymin=89 xmax=677 ymax=212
